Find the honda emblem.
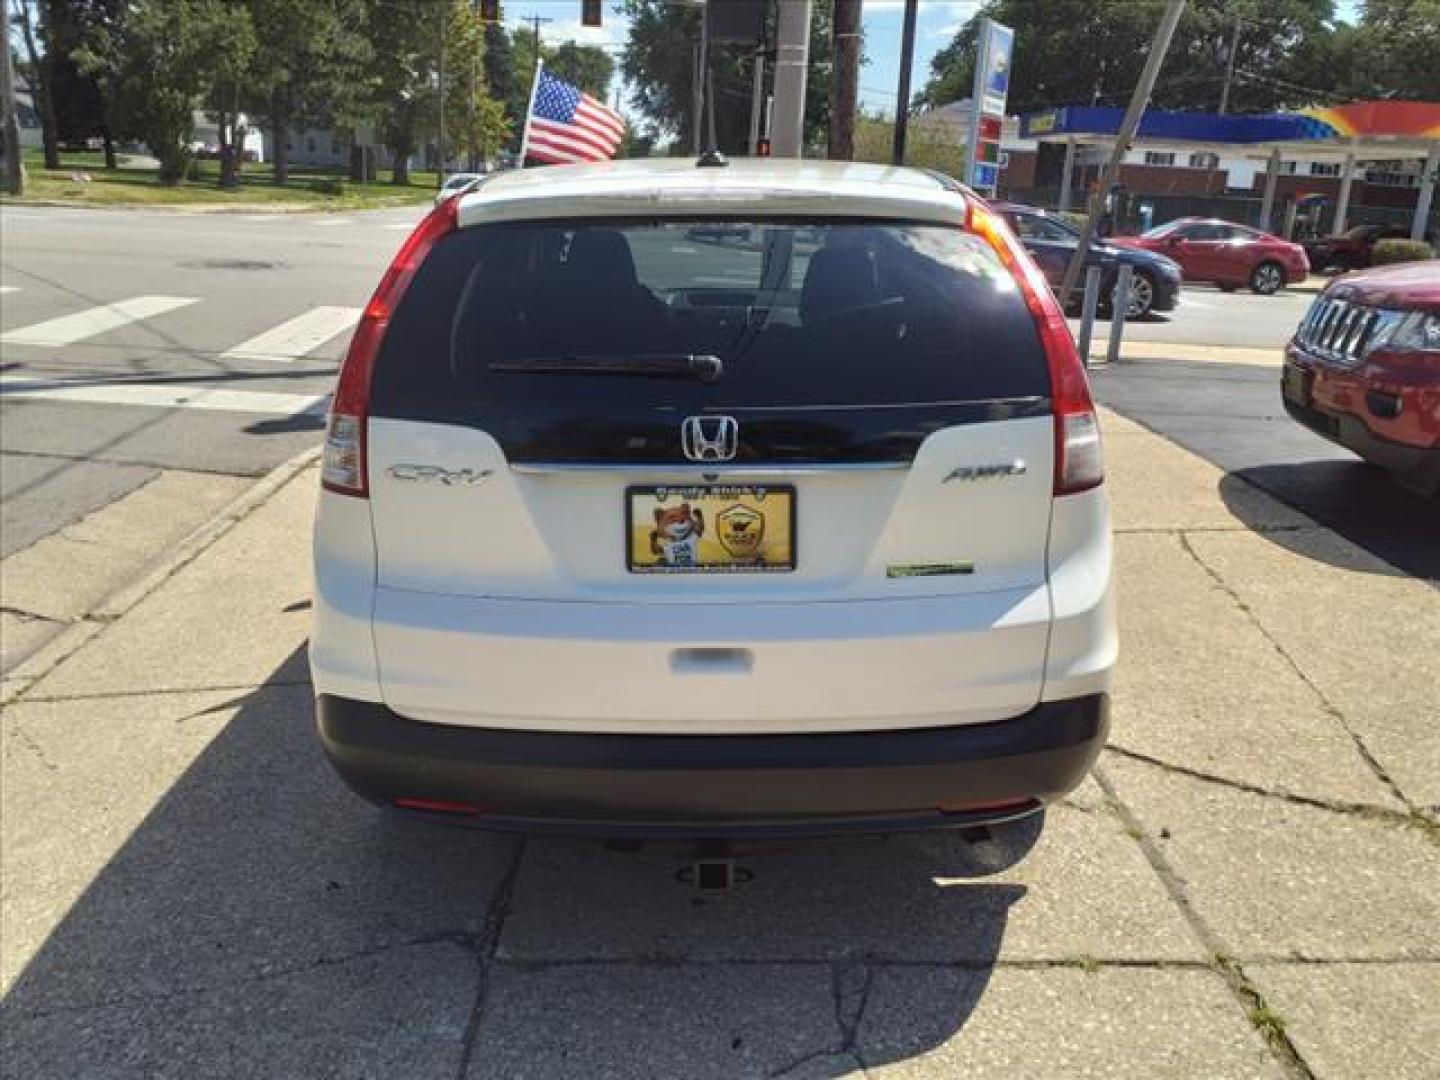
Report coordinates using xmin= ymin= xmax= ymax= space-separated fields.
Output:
xmin=681 ymin=415 xmax=739 ymax=463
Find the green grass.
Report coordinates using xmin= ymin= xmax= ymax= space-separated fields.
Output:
xmin=2 ymin=149 xmax=440 ymax=210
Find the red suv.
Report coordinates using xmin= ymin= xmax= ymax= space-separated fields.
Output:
xmin=1282 ymin=261 xmax=1440 ymax=494
xmin=1111 ymin=217 xmax=1309 ymax=294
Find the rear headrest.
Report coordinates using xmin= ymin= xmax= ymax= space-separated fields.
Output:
xmin=565 ymin=229 xmax=640 ymax=288
xmin=800 ymin=247 xmax=880 ymax=325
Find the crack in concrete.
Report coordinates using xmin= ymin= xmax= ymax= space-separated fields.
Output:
xmin=1176 ymin=531 xmax=1418 ymax=817
xmin=762 ymin=963 xmax=873 ymax=1079
xmin=1103 ymin=745 xmax=1434 ymax=840
xmin=6 ymin=720 xmax=59 ymax=772
xmin=1091 ymin=764 xmax=1318 ymax=1080
xmin=455 ymin=836 xmax=527 ymax=1080
xmin=0 ymin=604 xmax=67 ymax=625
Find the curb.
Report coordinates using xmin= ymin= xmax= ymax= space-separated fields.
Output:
xmin=0 ymin=445 xmax=321 ymax=706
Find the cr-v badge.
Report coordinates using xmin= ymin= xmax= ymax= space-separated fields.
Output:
xmin=681 ymin=415 xmax=740 ymax=462
xmin=386 ymin=464 xmax=494 ymax=486
xmin=943 ymin=460 xmax=1027 ymax=483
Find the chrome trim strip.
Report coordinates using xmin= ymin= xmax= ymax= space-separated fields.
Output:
xmin=509 ymin=461 xmax=912 ymax=476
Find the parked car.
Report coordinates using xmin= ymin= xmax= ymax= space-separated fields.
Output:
xmin=311 ymin=159 xmax=1115 ymax=836
xmin=1110 ymin=217 xmax=1309 ymax=294
xmin=992 ymin=201 xmax=1181 ymax=319
xmin=1282 ymin=261 xmax=1440 ymax=494
xmin=434 ymin=172 xmax=484 ymax=205
xmin=1302 ymin=223 xmax=1411 ymax=272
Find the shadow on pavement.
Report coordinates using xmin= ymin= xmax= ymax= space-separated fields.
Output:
xmin=2 ymin=644 xmax=1036 ymax=1078
xmin=1221 ymin=464 xmax=1440 ymax=582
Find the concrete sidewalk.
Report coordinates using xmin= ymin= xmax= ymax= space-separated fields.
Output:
xmin=2 ymin=414 xmax=1436 ymax=1079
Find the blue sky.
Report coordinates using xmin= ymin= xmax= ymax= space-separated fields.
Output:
xmin=500 ymin=1 xmax=1364 ymax=122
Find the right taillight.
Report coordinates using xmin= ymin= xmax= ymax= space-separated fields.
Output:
xmin=968 ymin=200 xmax=1105 ymax=496
xmin=321 ymin=197 xmax=460 ymax=497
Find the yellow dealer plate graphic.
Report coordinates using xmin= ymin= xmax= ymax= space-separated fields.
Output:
xmin=627 ymin=485 xmax=796 ymax=574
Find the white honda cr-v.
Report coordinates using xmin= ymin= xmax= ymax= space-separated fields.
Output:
xmin=312 ymin=159 xmax=1116 ymax=837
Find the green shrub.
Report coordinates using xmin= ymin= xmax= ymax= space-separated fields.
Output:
xmin=309 ymin=177 xmax=347 ymax=196
xmin=1371 ymin=238 xmax=1435 ymax=265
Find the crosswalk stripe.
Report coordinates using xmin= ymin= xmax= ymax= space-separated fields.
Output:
xmin=314 ymin=218 xmax=354 ymax=227
xmin=0 ymin=286 xmax=18 ymax=295
xmin=0 ymin=295 xmax=199 ymax=347
xmin=221 ymin=305 xmax=361 ymax=363
xmin=0 ymin=376 xmax=327 ymax=416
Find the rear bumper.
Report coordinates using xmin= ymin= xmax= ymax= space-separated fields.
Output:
xmin=316 ymin=693 xmax=1109 ymax=837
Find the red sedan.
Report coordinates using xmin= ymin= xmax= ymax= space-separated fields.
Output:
xmin=1110 ymin=217 xmax=1310 ymax=295
xmin=1282 ymin=261 xmax=1440 ymax=494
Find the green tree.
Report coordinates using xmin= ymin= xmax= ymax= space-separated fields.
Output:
xmin=546 ymin=40 xmax=614 ymax=100
xmin=484 ymin=20 xmax=516 ymax=116
xmin=363 ymin=0 xmax=489 ymax=184
xmin=920 ymin=0 xmax=1342 ymax=116
xmin=620 ymin=0 xmax=832 ymax=155
xmin=77 ymin=0 xmax=251 ymax=184
xmin=14 ymin=1 xmax=61 ymax=167
xmin=853 ymin=111 xmax=965 ymax=178
xmin=441 ymin=1 xmax=507 ymax=169
xmin=242 ymin=0 xmax=371 ymax=185
xmin=1342 ymin=0 xmax=1440 ymax=100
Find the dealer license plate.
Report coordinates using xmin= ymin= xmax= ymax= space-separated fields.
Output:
xmin=627 ymin=485 xmax=796 ymax=573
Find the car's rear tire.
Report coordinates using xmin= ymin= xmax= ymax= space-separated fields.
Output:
xmin=1218 ymin=283 xmax=1238 ymax=292
xmin=1115 ymin=270 xmax=1156 ymax=319
xmin=1249 ymin=261 xmax=1285 ymax=295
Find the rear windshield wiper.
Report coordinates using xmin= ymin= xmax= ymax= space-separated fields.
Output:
xmin=489 ymin=354 xmax=723 ymax=383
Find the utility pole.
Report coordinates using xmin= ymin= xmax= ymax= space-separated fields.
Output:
xmin=771 ymin=0 xmax=812 ymax=157
xmin=1059 ymin=0 xmax=1186 ymax=307
xmin=527 ymin=14 xmax=552 ymax=71
xmin=1217 ymin=16 xmax=1241 ymax=115
xmin=437 ymin=2 xmax=447 ymax=187
xmin=1 ymin=0 xmax=26 ymax=195
xmin=829 ymin=0 xmax=861 ymax=160
xmin=891 ymin=0 xmax=919 ymax=165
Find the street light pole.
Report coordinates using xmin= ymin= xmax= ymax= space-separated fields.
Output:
xmin=1059 ymin=0 xmax=1187 ymax=307
xmin=771 ymin=0 xmax=812 ymax=157
xmin=829 ymin=0 xmax=861 ymax=159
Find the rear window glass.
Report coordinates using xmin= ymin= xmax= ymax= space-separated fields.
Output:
xmin=372 ymin=219 xmax=1050 ymax=414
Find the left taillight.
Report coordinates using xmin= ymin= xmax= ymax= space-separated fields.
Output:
xmin=322 ymin=197 xmax=460 ymax=497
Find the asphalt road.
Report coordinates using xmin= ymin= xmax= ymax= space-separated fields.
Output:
xmin=1 ymin=203 xmax=425 ymax=556
xmin=0 ymin=203 xmax=1414 ymax=581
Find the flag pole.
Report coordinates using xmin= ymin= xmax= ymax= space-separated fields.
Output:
xmin=518 ymin=58 xmax=544 ymax=168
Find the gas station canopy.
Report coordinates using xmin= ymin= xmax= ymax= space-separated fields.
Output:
xmin=1021 ymin=100 xmax=1440 ymax=156
xmin=1019 ymin=100 xmax=1440 ymax=238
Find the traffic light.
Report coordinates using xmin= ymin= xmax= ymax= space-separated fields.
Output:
xmin=479 ymin=0 xmax=501 ymax=23
xmin=582 ymin=0 xmax=601 ymax=27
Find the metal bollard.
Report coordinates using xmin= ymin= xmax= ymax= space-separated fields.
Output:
xmin=1076 ymin=266 xmax=1102 ymax=367
xmin=1106 ymin=264 xmax=1133 ymax=366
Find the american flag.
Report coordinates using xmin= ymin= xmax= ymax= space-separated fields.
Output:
xmin=524 ymin=68 xmax=626 ymax=165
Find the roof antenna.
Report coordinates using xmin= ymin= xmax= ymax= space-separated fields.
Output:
xmin=697 ymin=14 xmax=727 ymax=167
